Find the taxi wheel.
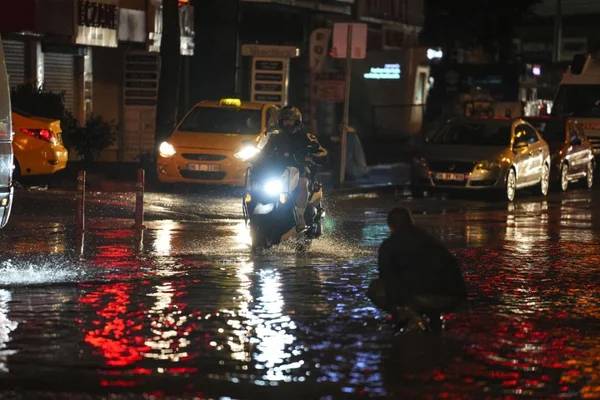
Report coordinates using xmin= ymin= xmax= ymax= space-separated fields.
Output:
xmin=585 ymin=161 xmax=594 ymax=189
xmin=560 ymin=163 xmax=569 ymax=192
xmin=540 ymin=163 xmax=550 ymax=196
xmin=506 ymin=168 xmax=516 ymax=202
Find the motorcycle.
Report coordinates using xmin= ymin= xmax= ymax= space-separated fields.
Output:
xmin=242 ymin=156 xmax=324 ymax=251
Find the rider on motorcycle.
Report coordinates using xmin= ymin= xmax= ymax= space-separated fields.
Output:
xmin=260 ymin=106 xmax=327 ymax=232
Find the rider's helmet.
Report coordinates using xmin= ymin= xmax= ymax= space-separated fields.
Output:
xmin=278 ymin=106 xmax=303 ymax=132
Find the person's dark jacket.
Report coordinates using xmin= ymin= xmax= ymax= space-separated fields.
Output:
xmin=262 ymin=127 xmax=327 ymax=169
xmin=377 ymin=225 xmax=467 ymax=311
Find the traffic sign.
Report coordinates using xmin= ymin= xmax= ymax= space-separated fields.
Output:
xmin=331 ymin=23 xmax=367 ymax=59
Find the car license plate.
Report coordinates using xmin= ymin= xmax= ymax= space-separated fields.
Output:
xmin=187 ymin=163 xmax=220 ymax=172
xmin=435 ymin=172 xmax=466 ymax=181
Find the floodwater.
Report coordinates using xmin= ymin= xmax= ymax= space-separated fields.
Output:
xmin=0 ymin=187 xmax=598 ymax=399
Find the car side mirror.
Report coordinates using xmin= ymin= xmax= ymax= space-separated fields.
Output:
xmin=513 ymin=141 xmax=528 ymax=152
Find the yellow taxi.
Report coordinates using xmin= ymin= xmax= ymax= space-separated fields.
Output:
xmin=156 ymin=98 xmax=279 ymax=186
xmin=12 ymin=110 xmax=68 ymax=176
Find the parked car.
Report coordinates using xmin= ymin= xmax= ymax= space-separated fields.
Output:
xmin=525 ymin=116 xmax=594 ymax=191
xmin=0 ymin=34 xmax=13 ymax=228
xmin=413 ymin=118 xmax=551 ymax=201
xmin=12 ymin=110 xmax=68 ymax=177
xmin=156 ymin=98 xmax=278 ymax=186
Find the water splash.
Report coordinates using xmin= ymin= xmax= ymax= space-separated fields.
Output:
xmin=0 ymin=257 xmax=87 ymax=286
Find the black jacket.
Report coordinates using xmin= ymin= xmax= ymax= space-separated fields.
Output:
xmin=378 ymin=225 xmax=467 ymax=308
xmin=262 ymin=127 xmax=327 ymax=168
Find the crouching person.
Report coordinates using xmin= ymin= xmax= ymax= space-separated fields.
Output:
xmin=368 ymin=207 xmax=467 ymax=333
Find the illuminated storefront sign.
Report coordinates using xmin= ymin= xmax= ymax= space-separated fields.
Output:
xmin=363 ymin=64 xmax=401 ymax=80
xmin=75 ymin=0 xmax=118 ymax=47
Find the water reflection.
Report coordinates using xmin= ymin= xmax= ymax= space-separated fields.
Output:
xmin=504 ymin=200 xmax=549 ymax=253
xmin=0 ymin=289 xmax=17 ymax=373
xmin=11 ymin=222 xmax=66 ymax=255
xmin=559 ymin=198 xmax=593 ymax=242
xmin=252 ymin=269 xmax=301 ymax=381
xmin=153 ymin=220 xmax=181 ymax=256
xmin=233 ymin=221 xmax=252 ymax=250
xmin=227 ymin=261 xmax=254 ymax=363
xmin=144 ymin=282 xmax=196 ymax=367
xmin=226 ymin=263 xmax=302 ymax=382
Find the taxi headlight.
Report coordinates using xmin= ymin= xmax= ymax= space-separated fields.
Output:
xmin=264 ymin=178 xmax=283 ymax=197
xmin=474 ymin=160 xmax=501 ymax=171
xmin=159 ymin=141 xmax=176 ymax=158
xmin=234 ymin=145 xmax=261 ymax=161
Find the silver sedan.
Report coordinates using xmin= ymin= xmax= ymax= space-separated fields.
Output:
xmin=413 ymin=118 xmax=551 ymax=201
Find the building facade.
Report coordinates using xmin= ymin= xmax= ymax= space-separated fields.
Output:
xmin=0 ymin=0 xmax=193 ymax=162
xmin=2 ymin=0 xmax=424 ymax=164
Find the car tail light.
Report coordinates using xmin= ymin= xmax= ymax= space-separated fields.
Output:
xmin=20 ymin=128 xmax=56 ymax=144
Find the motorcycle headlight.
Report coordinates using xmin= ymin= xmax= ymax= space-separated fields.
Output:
xmin=264 ymin=178 xmax=283 ymax=196
xmin=234 ymin=145 xmax=261 ymax=161
xmin=158 ymin=141 xmax=176 ymax=158
xmin=474 ymin=160 xmax=500 ymax=171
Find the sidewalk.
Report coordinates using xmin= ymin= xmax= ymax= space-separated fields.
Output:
xmin=319 ymin=162 xmax=411 ymax=194
xmin=16 ymin=161 xmax=412 ymax=195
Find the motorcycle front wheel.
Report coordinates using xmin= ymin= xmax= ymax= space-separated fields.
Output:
xmin=250 ymin=223 xmax=269 ymax=252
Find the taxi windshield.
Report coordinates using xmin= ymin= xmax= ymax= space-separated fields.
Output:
xmin=179 ymin=107 xmax=261 ymax=134
xmin=430 ymin=120 xmax=511 ymax=146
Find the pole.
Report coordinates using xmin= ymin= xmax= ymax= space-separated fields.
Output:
xmin=134 ymin=168 xmax=145 ymax=230
xmin=76 ymin=170 xmax=86 ymax=233
xmin=76 ymin=170 xmax=86 ymax=257
xmin=339 ymin=24 xmax=353 ymax=185
xmin=553 ymin=0 xmax=562 ymax=63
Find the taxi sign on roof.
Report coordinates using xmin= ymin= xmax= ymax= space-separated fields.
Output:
xmin=219 ymin=98 xmax=242 ymax=107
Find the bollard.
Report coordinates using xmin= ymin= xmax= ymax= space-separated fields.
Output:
xmin=134 ymin=168 xmax=145 ymax=229
xmin=76 ymin=170 xmax=86 ymax=233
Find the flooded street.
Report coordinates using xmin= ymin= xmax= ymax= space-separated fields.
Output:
xmin=0 ymin=187 xmax=599 ymax=399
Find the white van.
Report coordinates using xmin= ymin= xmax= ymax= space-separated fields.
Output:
xmin=0 ymin=34 xmax=14 ymax=228
xmin=553 ymin=54 xmax=600 ymax=155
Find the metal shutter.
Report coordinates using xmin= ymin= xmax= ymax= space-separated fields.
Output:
xmin=2 ymin=40 xmax=25 ymax=89
xmin=44 ymin=52 xmax=75 ymax=112
xmin=122 ymin=52 xmax=160 ymax=162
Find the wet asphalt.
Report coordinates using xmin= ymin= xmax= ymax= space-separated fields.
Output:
xmin=0 ymin=184 xmax=598 ymax=399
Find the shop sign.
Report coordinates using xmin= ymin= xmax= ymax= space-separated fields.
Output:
xmin=251 ymin=57 xmax=289 ymax=105
xmin=119 ymin=9 xmax=146 ymax=43
xmin=363 ymin=64 xmax=401 ymax=80
xmin=242 ymin=45 xmax=300 ymax=58
xmin=331 ymin=23 xmax=367 ymax=59
xmin=76 ymin=0 xmax=118 ymax=47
